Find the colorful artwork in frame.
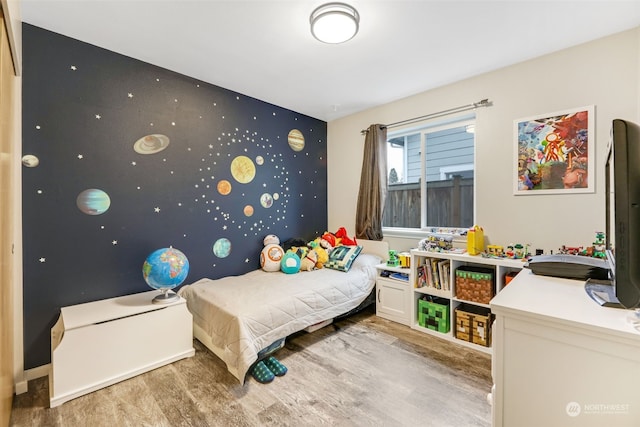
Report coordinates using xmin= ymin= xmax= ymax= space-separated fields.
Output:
xmin=514 ymin=105 xmax=594 ymax=195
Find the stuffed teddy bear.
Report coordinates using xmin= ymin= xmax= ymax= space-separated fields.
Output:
xmin=260 ymin=234 xmax=284 ymax=272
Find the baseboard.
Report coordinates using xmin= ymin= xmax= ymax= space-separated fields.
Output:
xmin=26 ymin=364 xmax=50 ymax=381
xmin=15 ymin=364 xmax=51 ymax=394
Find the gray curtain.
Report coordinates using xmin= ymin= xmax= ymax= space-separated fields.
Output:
xmin=355 ymin=124 xmax=388 ymax=240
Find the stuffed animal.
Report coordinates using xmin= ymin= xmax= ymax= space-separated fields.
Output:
xmin=260 ymin=234 xmax=284 ymax=272
xmin=335 ymin=227 xmax=357 ymax=246
xmin=320 ymin=231 xmax=337 ymax=250
xmin=281 ymin=237 xmax=307 ymax=253
xmin=280 ymin=251 xmax=301 ymax=274
xmin=308 ymin=238 xmax=329 ymax=269
xmin=300 ymin=248 xmax=318 ymax=272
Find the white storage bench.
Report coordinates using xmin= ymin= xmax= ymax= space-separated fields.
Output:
xmin=49 ymin=290 xmax=195 ymax=407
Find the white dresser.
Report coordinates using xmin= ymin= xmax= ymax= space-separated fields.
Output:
xmin=49 ymin=290 xmax=195 ymax=407
xmin=490 ymin=270 xmax=640 ymax=427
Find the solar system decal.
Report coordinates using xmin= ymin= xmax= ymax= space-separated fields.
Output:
xmin=21 ymin=25 xmax=327 ymax=369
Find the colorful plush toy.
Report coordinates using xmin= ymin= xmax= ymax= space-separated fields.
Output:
xmin=321 ymin=231 xmax=337 ymax=250
xmin=280 ymin=251 xmax=301 ymax=274
xmin=300 ymin=248 xmax=318 ymax=271
xmin=335 ymin=227 xmax=357 ymax=246
xmin=260 ymin=235 xmax=284 ymax=272
xmin=308 ymin=238 xmax=329 ymax=269
xmin=314 ymin=246 xmax=328 ymax=269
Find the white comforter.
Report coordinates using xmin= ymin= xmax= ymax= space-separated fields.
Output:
xmin=177 ymin=253 xmax=380 ymax=382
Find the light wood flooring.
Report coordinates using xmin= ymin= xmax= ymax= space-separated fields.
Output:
xmin=10 ymin=307 xmax=492 ymax=426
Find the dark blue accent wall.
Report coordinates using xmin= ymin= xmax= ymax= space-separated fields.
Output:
xmin=22 ymin=25 xmax=327 ymax=369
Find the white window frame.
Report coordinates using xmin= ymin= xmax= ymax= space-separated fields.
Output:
xmin=383 ymin=114 xmax=476 ymax=239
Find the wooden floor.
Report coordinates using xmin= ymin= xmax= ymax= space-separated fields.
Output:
xmin=10 ymin=307 xmax=492 ymax=426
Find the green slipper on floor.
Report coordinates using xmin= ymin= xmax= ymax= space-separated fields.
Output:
xmin=251 ymin=361 xmax=275 ymax=383
xmin=264 ymin=356 xmax=288 ymax=376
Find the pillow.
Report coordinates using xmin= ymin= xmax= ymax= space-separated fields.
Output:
xmin=325 ymin=245 xmax=363 ymax=272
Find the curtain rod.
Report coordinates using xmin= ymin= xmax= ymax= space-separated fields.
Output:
xmin=360 ymin=98 xmax=491 ymax=134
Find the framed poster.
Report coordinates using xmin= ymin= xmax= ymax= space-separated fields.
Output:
xmin=514 ymin=105 xmax=594 ymax=195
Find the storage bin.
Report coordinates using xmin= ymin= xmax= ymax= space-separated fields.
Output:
xmin=455 ymin=266 xmax=495 ymax=304
xmin=504 ymin=271 xmax=518 ymax=286
xmin=418 ymin=297 xmax=450 ymax=333
xmin=454 ymin=305 xmax=492 ymax=347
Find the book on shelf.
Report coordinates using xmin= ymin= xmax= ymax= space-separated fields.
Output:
xmin=417 ymin=264 xmax=427 ymax=288
xmin=425 ymin=262 xmax=433 ymax=288
xmin=440 ymin=259 xmax=450 ymax=290
xmin=390 ymin=272 xmax=409 ymax=281
xmin=431 ymin=258 xmax=441 ymax=289
xmin=418 ymin=258 xmax=451 ymax=291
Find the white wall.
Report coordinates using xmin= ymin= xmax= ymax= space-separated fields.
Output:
xmin=328 ymin=28 xmax=640 ymax=254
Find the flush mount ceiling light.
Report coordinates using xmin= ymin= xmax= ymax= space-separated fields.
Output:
xmin=310 ymin=2 xmax=360 ymax=44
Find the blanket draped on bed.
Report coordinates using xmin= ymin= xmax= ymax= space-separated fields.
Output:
xmin=177 ymin=253 xmax=380 ymax=383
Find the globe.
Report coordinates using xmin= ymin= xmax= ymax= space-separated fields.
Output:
xmin=142 ymin=247 xmax=189 ymax=303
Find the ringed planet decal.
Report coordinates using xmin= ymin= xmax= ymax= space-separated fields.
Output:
xmin=287 ymin=129 xmax=305 ymax=152
xmin=230 ymin=155 xmax=256 ymax=184
xmin=133 ymin=134 xmax=170 ymax=154
xmin=76 ymin=189 xmax=111 ymax=215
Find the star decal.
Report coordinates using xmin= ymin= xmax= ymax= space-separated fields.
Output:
xmin=154 ymin=207 xmax=161 ymax=213
xmin=95 ymin=114 xmax=101 ymax=119
xmin=112 ymin=240 xmax=118 ymax=245
xmin=127 ymin=93 xmax=133 ymax=98
xmin=77 ymin=154 xmax=83 ymax=159
xmin=39 ymin=258 xmax=46 ymax=263
xmin=70 ymin=65 xmax=77 ymax=71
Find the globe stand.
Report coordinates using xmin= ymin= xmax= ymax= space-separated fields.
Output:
xmin=152 ymin=289 xmax=180 ymax=304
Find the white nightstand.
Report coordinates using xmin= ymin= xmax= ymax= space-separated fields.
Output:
xmin=49 ymin=290 xmax=195 ymax=407
xmin=375 ymin=263 xmax=411 ymax=325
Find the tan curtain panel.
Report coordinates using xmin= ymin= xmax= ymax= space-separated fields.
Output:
xmin=355 ymin=124 xmax=388 ymax=240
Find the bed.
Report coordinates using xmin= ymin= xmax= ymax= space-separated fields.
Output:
xmin=177 ymin=239 xmax=389 ymax=383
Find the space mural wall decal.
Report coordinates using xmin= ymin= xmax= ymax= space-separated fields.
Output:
xmin=22 ymin=24 xmax=328 ymax=369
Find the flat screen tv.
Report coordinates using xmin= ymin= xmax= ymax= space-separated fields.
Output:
xmin=605 ymin=119 xmax=640 ymax=309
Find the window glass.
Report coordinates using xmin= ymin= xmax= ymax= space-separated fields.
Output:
xmin=383 ymin=117 xmax=475 ymax=231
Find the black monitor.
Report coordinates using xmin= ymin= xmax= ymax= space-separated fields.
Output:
xmin=605 ymin=119 xmax=640 ymax=309
xmin=585 ymin=119 xmax=640 ymax=308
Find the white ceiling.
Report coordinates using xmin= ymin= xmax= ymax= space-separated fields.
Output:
xmin=20 ymin=1 xmax=640 ymax=122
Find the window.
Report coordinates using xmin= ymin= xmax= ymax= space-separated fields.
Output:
xmin=383 ymin=116 xmax=475 ymax=231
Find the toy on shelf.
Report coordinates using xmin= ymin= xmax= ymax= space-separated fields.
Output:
xmin=486 ymin=245 xmax=504 ymax=257
xmin=558 ymin=245 xmax=583 ymax=256
xmin=418 ymin=233 xmax=454 ymax=252
xmin=513 ymin=243 xmax=525 ymax=259
xmin=398 ymin=252 xmax=411 ymax=268
xmin=580 ymin=231 xmax=607 ymax=258
xmin=466 ymin=225 xmax=484 ymax=255
xmin=387 ymin=250 xmax=400 ymax=267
